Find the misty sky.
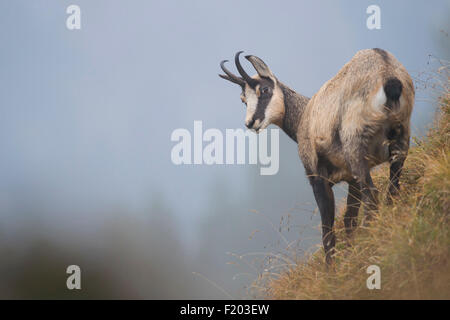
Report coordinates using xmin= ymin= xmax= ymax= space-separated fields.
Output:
xmin=0 ymin=0 xmax=448 ymax=298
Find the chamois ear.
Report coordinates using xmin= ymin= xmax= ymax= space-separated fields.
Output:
xmin=245 ymin=55 xmax=274 ymax=79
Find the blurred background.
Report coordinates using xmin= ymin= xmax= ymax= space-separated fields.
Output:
xmin=0 ymin=0 xmax=448 ymax=299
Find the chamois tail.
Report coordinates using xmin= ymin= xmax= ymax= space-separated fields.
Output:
xmin=384 ymin=77 xmax=403 ymax=110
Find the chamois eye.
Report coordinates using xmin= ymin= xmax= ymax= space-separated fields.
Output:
xmin=261 ymin=87 xmax=270 ymax=94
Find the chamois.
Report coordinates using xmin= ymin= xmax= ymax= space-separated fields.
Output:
xmin=219 ymin=49 xmax=414 ymax=264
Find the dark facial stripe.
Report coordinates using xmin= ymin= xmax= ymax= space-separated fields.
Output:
xmin=252 ymin=78 xmax=274 ymax=122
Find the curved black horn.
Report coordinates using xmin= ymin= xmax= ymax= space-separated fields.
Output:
xmin=235 ymin=51 xmax=258 ymax=88
xmin=219 ymin=60 xmax=245 ymax=87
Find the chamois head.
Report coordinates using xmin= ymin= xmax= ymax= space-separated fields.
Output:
xmin=219 ymin=51 xmax=284 ymax=133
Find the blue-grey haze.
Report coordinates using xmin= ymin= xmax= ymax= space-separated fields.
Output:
xmin=0 ymin=0 xmax=448 ymax=298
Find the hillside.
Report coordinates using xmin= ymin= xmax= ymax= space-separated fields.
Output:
xmin=262 ymin=72 xmax=449 ymax=300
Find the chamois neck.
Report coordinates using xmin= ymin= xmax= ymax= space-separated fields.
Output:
xmin=278 ymin=82 xmax=310 ymax=143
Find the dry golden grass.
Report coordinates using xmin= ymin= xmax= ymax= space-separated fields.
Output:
xmin=259 ymin=71 xmax=450 ymax=300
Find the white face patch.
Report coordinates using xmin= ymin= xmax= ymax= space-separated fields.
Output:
xmin=244 ymin=83 xmax=259 ymax=127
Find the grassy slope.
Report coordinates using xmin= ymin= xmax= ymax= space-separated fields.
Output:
xmin=265 ymin=79 xmax=450 ymax=300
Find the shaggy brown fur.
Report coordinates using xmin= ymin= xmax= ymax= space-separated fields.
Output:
xmin=219 ymin=49 xmax=415 ymax=264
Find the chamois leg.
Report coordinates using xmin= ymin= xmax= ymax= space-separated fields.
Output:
xmin=346 ymin=153 xmax=379 ymax=222
xmin=359 ymin=171 xmax=378 ymax=221
xmin=344 ymin=179 xmax=361 ymax=236
xmin=387 ymin=125 xmax=409 ymax=202
xmin=309 ymin=176 xmax=336 ymax=265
